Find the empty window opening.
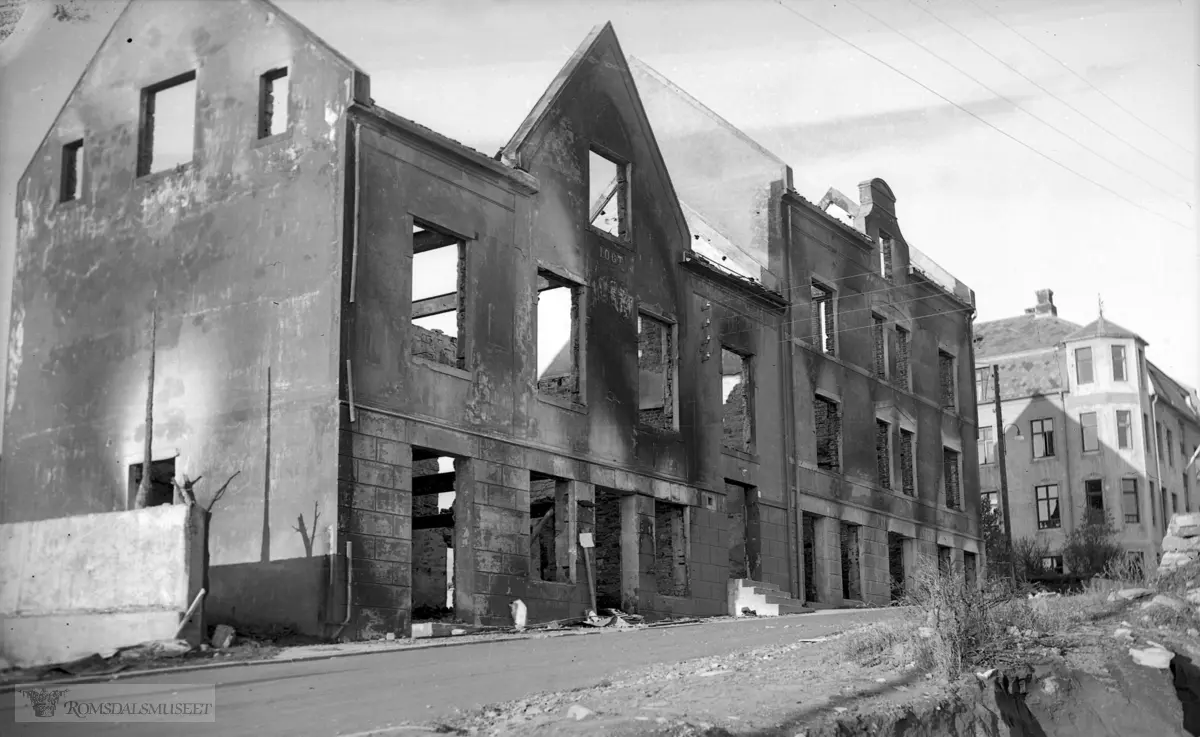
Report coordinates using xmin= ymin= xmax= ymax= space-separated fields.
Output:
xmin=938 ymin=350 xmax=956 ymax=410
xmin=1151 ymin=481 xmax=1158 ymax=527
xmin=1173 ymin=492 xmax=1180 ymax=516
xmin=412 ymin=453 xmax=457 ymax=619
xmin=138 ymin=72 xmax=196 ymax=176
xmin=1080 ymin=411 xmax=1099 ymax=452
xmin=588 ymin=149 xmax=627 ymax=240
xmin=654 ymin=501 xmax=689 ymax=597
xmin=1122 ymin=478 xmax=1140 ymax=524
xmin=594 ymin=488 xmax=624 ymax=611
xmin=937 ymin=545 xmax=953 ymax=578
xmin=964 ymin=551 xmax=978 ymax=588
xmin=810 ymin=283 xmax=835 ymax=355
xmin=1168 ymin=429 xmax=1175 ymax=465
xmin=1117 ymin=410 xmax=1133 ymax=449
xmin=878 ymin=233 xmax=894 ymax=280
xmin=802 ymin=514 xmax=819 ymax=602
xmin=875 ymin=419 xmax=891 ymax=489
xmin=1111 ymin=345 xmax=1127 ymax=382
xmin=978 ymin=426 xmax=996 ymax=465
xmin=637 ymin=314 xmax=675 ymax=430
xmin=982 ymin=490 xmax=999 ymax=515
xmin=536 ymin=272 xmax=580 ymax=401
xmin=1075 ymin=347 xmax=1094 ymax=385
xmin=943 ymin=447 xmax=961 ymax=509
xmin=61 ymin=139 xmax=83 ymax=202
xmin=1032 ymin=418 xmax=1055 ymax=458
xmin=1162 ymin=486 xmax=1169 ymax=532
xmin=128 ymin=457 xmax=176 ymax=508
xmin=259 ymin=67 xmax=289 ymax=139
xmin=872 ymin=314 xmax=886 ymax=379
xmin=814 ymin=395 xmax=841 ymax=473
xmin=975 ymin=366 xmax=992 ymax=402
xmin=411 ymin=221 xmax=466 ymax=369
xmin=840 ymin=523 xmax=861 ymax=601
xmin=1084 ymin=479 xmax=1104 ymax=524
xmin=530 ymin=473 xmax=572 ymax=583
xmin=1144 ymin=413 xmax=1151 ymax=452
xmin=1157 ymin=422 xmax=1164 ymax=461
xmin=721 ymin=349 xmax=752 ymax=452
xmin=1041 ymin=556 xmax=1064 ymax=575
xmin=1036 ymin=484 xmax=1061 ymax=530
xmin=895 ymin=326 xmax=910 ymax=388
xmin=726 ymin=482 xmax=756 ymax=580
xmin=899 ymin=428 xmax=915 ymax=496
xmin=887 ymin=532 xmax=906 ymax=602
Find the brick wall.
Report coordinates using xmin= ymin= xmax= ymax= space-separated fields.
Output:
xmin=814 ymin=395 xmax=841 ymax=472
xmin=875 ymin=420 xmax=891 ymax=489
xmin=338 ymin=410 xmax=414 ymax=639
xmin=896 ymin=328 xmax=910 ymax=387
xmin=872 ymin=315 xmax=886 ymax=378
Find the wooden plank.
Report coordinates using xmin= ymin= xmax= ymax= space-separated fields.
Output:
xmin=413 ymin=512 xmax=455 ymax=530
xmin=413 ymin=472 xmax=456 ymax=496
xmin=412 ymin=294 xmax=457 ymax=319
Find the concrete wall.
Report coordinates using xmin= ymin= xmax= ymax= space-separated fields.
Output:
xmin=0 ymin=504 xmax=205 ymax=666
xmin=3 ymin=0 xmax=367 ymax=635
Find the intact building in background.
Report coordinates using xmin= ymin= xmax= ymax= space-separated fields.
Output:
xmin=974 ymin=290 xmax=1200 ymax=571
xmin=3 ymin=0 xmax=979 ymax=644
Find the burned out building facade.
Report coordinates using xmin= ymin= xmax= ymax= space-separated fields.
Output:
xmin=3 ymin=0 xmax=980 ymax=641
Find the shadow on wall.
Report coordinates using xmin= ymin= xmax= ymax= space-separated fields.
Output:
xmin=206 ymin=556 xmax=331 ymax=636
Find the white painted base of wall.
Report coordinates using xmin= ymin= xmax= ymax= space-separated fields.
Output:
xmin=0 ymin=610 xmax=182 ymax=667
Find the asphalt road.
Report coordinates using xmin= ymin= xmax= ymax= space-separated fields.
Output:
xmin=4 ymin=608 xmax=893 ymax=737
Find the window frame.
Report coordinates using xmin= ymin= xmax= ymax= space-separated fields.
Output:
xmin=1080 ymin=411 xmax=1099 ymax=453
xmin=810 ymin=281 xmax=836 ymax=356
xmin=1111 ymin=344 xmax=1127 ymax=382
xmin=258 ymin=67 xmax=290 ymax=140
xmin=1116 ymin=410 xmax=1133 ymax=450
xmin=586 ymin=146 xmax=630 ymax=243
xmin=137 ymin=70 xmax=198 ymax=178
xmin=1031 ymin=418 xmax=1055 ymax=459
xmin=60 ymin=138 xmax=84 ymax=203
xmin=1035 ymin=483 xmax=1061 ymax=530
xmin=534 ymin=269 xmax=584 ymax=404
xmin=1121 ymin=477 xmax=1140 ymax=524
xmin=1075 ymin=346 xmax=1094 ymax=385
xmin=977 ymin=426 xmax=996 ymax=465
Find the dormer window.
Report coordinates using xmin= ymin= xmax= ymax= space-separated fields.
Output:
xmin=588 ymin=148 xmax=628 ymax=241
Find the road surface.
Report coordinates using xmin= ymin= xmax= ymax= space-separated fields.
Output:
xmin=5 ymin=608 xmax=893 ymax=736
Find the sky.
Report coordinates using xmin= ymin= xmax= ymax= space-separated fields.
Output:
xmin=0 ymin=0 xmax=1197 ymax=447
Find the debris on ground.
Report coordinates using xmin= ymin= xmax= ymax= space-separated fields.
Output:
xmin=210 ymin=624 xmax=236 ymax=649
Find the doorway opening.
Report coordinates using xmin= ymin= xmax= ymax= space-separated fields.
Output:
xmin=594 ymin=487 xmax=623 ymax=610
xmin=412 ymin=450 xmax=457 ymax=623
xmin=725 ymin=481 xmax=756 ymax=579
xmin=840 ymin=522 xmax=862 ymax=601
xmin=802 ymin=513 xmax=819 ymax=603
xmin=887 ymin=532 xmax=906 ymax=602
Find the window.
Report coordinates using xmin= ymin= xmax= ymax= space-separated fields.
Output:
xmin=938 ymin=546 xmax=953 ymax=577
xmin=1111 ymin=345 xmax=1127 ymax=381
xmin=1172 ymin=493 xmax=1179 ymax=516
xmin=978 ymin=426 xmax=996 ymax=465
xmin=1144 ymin=413 xmax=1151 ymax=452
xmin=535 ymin=271 xmax=581 ymax=401
xmin=1041 ymin=556 xmax=1064 ymax=575
xmin=938 ymin=350 xmax=956 ymax=410
xmin=1080 ymin=412 xmax=1099 ymax=452
xmin=1116 ymin=410 xmax=1132 ymax=449
xmin=654 ymin=501 xmax=689 ymax=597
xmin=128 ymin=457 xmax=177 ymax=508
xmin=975 ymin=367 xmax=992 ymax=403
xmin=810 ymin=283 xmax=835 ymax=355
xmin=982 ymin=490 xmax=999 ymax=513
xmin=814 ymin=394 xmax=841 ymax=472
xmin=1122 ymin=478 xmax=1140 ymax=523
xmin=1075 ymin=347 xmax=1093 ymax=385
xmin=637 ymin=313 xmax=675 ymax=430
xmin=1157 ymin=422 xmax=1164 ymax=461
xmin=1035 ymin=484 xmax=1060 ymax=529
xmin=1031 ymin=418 xmax=1055 ymax=459
xmin=258 ymin=67 xmax=289 ymax=138
xmin=60 ymin=139 xmax=83 ymax=202
xmin=1085 ymin=479 xmax=1104 ymax=523
xmin=721 ymin=348 xmax=753 ymax=452
xmin=878 ymin=232 xmax=894 ymax=280
xmin=1151 ymin=481 xmax=1157 ymax=527
xmin=1167 ymin=429 xmax=1175 ymax=466
xmin=872 ymin=314 xmax=886 ymax=379
xmin=411 ymin=221 xmax=466 ymax=369
xmin=138 ymin=71 xmax=197 ymax=176
xmin=895 ymin=326 xmax=910 ymax=388
xmin=1185 ymin=471 xmax=1191 ymax=514
xmin=875 ymin=419 xmax=891 ymax=489
xmin=943 ymin=447 xmax=961 ymax=509
xmin=899 ymin=428 xmax=915 ymax=496
xmin=588 ymin=149 xmax=628 ymax=240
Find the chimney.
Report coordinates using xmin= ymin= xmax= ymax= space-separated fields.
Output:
xmin=1023 ymin=289 xmax=1057 ymax=318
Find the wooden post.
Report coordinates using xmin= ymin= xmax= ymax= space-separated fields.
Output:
xmin=993 ymin=364 xmax=1017 ymax=582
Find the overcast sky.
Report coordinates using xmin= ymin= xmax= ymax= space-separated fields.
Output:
xmin=0 ymin=0 xmax=1196 ymax=445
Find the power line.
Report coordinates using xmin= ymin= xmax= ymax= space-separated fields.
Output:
xmin=841 ymin=0 xmax=1192 ymax=208
xmin=908 ymin=0 xmax=1192 ymax=183
xmin=961 ymin=0 xmax=1195 ymax=156
xmin=771 ymin=0 xmax=1193 ymax=231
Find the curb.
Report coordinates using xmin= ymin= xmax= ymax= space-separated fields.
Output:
xmin=0 ymin=607 xmax=881 ymax=693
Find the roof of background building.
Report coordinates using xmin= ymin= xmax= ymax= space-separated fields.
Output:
xmin=1064 ymin=316 xmax=1144 ymax=344
xmin=1149 ymin=362 xmax=1200 ymax=425
xmin=974 ymin=314 xmax=1082 ymax=359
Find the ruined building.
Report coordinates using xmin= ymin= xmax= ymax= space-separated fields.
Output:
xmin=3 ymin=0 xmax=980 ymax=640
xmin=975 ymin=290 xmax=1200 ymax=572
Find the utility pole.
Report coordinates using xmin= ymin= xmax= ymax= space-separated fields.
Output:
xmin=993 ymin=364 xmax=1017 ymax=582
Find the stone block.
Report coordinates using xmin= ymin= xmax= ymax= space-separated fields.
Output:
xmin=1162 ymin=535 xmax=1200 ymax=553
xmin=1159 ymin=551 xmax=1199 ymax=570
xmin=1169 ymin=513 xmax=1200 ymax=536
xmin=377 ymin=439 xmax=411 ymax=467
xmin=374 ymin=538 xmax=412 ymax=563
xmin=354 ymin=459 xmax=397 ymax=489
xmin=356 ymin=412 xmax=407 ymax=442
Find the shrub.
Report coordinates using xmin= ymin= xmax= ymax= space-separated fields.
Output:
xmin=1063 ymin=513 xmax=1124 ymax=578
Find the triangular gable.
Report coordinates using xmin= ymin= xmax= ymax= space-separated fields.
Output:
xmin=19 ymin=0 xmax=365 ymax=187
xmin=500 ymin=22 xmax=690 ymax=246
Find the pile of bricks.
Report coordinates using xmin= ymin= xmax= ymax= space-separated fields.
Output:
xmin=1157 ymin=513 xmax=1200 ymax=575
